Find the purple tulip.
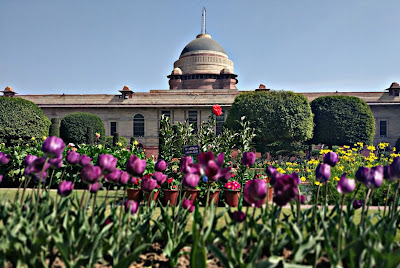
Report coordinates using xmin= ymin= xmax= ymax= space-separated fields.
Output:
xmin=231 ymin=211 xmax=246 ymax=222
xmin=337 ymin=173 xmax=356 ymax=194
xmin=89 ymin=182 xmax=102 ymax=193
xmin=153 ymin=171 xmax=167 ymax=185
xmin=323 ymin=152 xmax=339 ymax=167
xmin=29 ymin=157 xmax=50 ymax=174
xmin=141 ymin=177 xmax=157 ymax=193
xmin=119 ymin=171 xmax=130 ymax=185
xmin=180 ymin=156 xmax=193 ymax=174
xmin=97 ymin=154 xmax=117 ymax=174
xmin=49 ymin=155 xmax=63 ymax=169
xmin=390 ymin=157 xmax=400 ymax=180
xmin=182 ymin=173 xmax=200 ymax=189
xmin=216 ymin=167 xmax=232 ymax=183
xmin=127 ymin=155 xmax=146 ymax=177
xmin=273 ymin=173 xmax=300 ymax=207
xmin=124 ymin=200 xmax=138 ymax=215
xmin=58 ymin=180 xmax=74 ymax=197
xmin=241 ymin=152 xmax=256 ymax=167
xmin=105 ymin=216 xmax=113 ymax=226
xmin=315 ymin=163 xmax=331 ymax=183
xmin=384 ymin=165 xmax=394 ymax=182
xmin=42 ymin=136 xmax=65 ymax=158
xmin=182 ymin=199 xmax=194 ymax=212
xmin=356 ymin=166 xmax=383 ymax=188
xmin=244 ymin=179 xmax=267 ymax=207
xmin=81 ymin=164 xmax=102 ymax=184
xmin=32 ymin=171 xmax=47 ymax=183
xmin=188 ymin=152 xmax=231 ymax=183
xmin=155 ymin=159 xmax=167 ymax=172
xmin=104 ymin=169 xmax=121 ymax=183
xmin=0 ymin=152 xmax=11 ymax=165
xmin=24 ymin=155 xmax=38 ymax=166
xmin=79 ymin=155 xmax=92 ymax=166
xmin=371 ymin=165 xmax=384 ymax=188
xmin=356 ymin=166 xmax=372 ymax=184
xmin=66 ymin=150 xmax=80 ymax=165
xmin=0 ymin=174 xmax=3 ymax=183
xmin=297 ymin=194 xmax=306 ymax=204
xmin=266 ymin=165 xmax=280 ymax=186
xmin=353 ymin=200 xmax=363 ymax=210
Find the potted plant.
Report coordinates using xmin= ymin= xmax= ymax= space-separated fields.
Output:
xmin=198 ymin=178 xmax=221 ymax=206
xmin=224 ymin=180 xmax=241 ymax=207
xmin=163 ymin=178 xmax=180 ymax=206
xmin=127 ymin=177 xmax=143 ymax=202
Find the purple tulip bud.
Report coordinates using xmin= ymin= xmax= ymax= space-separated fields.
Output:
xmin=315 ymin=163 xmax=331 ymax=183
xmin=30 ymin=157 xmax=50 ymax=174
xmin=155 ymin=159 xmax=167 ymax=172
xmin=81 ymin=164 xmax=102 ymax=184
xmin=104 ymin=169 xmax=121 ymax=183
xmin=390 ymin=157 xmax=400 ymax=180
xmin=32 ymin=170 xmax=47 ymax=183
xmin=182 ymin=173 xmax=200 ymax=189
xmin=127 ymin=155 xmax=146 ymax=177
xmin=58 ymin=180 xmax=74 ymax=197
xmin=49 ymin=155 xmax=63 ymax=169
xmin=0 ymin=174 xmax=3 ymax=183
xmin=216 ymin=153 xmax=225 ymax=167
xmin=231 ymin=211 xmax=246 ymax=222
xmin=79 ymin=155 xmax=92 ymax=166
xmin=244 ymin=179 xmax=267 ymax=207
xmin=353 ymin=200 xmax=363 ymax=210
xmin=97 ymin=154 xmax=117 ymax=174
xmin=0 ymin=152 xmax=11 ymax=165
xmin=266 ymin=165 xmax=280 ymax=186
xmin=204 ymin=161 xmax=220 ymax=182
xmin=217 ymin=167 xmax=232 ymax=183
xmin=119 ymin=171 xmax=130 ymax=185
xmin=153 ymin=171 xmax=167 ymax=185
xmin=42 ymin=136 xmax=65 ymax=159
xmin=384 ymin=165 xmax=394 ymax=182
xmin=124 ymin=200 xmax=138 ymax=215
xmin=356 ymin=166 xmax=372 ymax=185
xmin=66 ymin=150 xmax=80 ymax=165
xmin=24 ymin=155 xmax=38 ymax=166
xmin=273 ymin=173 xmax=300 ymax=206
xmin=141 ymin=177 xmax=157 ymax=193
xmin=182 ymin=199 xmax=194 ymax=212
xmin=297 ymin=194 xmax=306 ymax=204
xmin=180 ymin=156 xmax=193 ymax=174
xmin=105 ymin=216 xmax=113 ymax=226
xmin=89 ymin=182 xmax=102 ymax=193
xmin=371 ymin=165 xmax=383 ymax=188
xmin=323 ymin=152 xmax=339 ymax=167
xmin=337 ymin=173 xmax=356 ymax=194
xmin=241 ymin=152 xmax=256 ymax=167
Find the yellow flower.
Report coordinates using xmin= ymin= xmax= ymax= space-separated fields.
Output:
xmin=300 ymin=176 xmax=306 ymax=182
xmin=333 ymin=176 xmax=340 ymax=181
xmin=42 ymin=136 xmax=47 ymax=140
xmin=367 ymin=145 xmax=376 ymax=152
xmin=117 ymin=142 xmax=122 ymax=147
xmin=95 ymin=132 xmax=100 ymax=139
xmin=31 ymin=137 xmax=36 ymax=141
xmin=343 ymin=145 xmax=350 ymax=149
xmin=277 ymin=167 xmax=285 ymax=174
xmin=134 ymin=140 xmax=139 ymax=146
xmin=394 ymin=147 xmax=397 ymax=152
xmin=98 ymin=144 xmax=103 ymax=149
xmin=315 ymin=181 xmax=320 ymax=186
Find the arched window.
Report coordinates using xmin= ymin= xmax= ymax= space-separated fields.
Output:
xmin=133 ymin=114 xmax=144 ymax=137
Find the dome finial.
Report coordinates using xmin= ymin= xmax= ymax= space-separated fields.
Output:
xmin=201 ymin=7 xmax=206 ymax=34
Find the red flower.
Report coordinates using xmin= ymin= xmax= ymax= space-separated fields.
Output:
xmin=167 ymin=178 xmax=173 ymax=184
xmin=231 ymin=174 xmax=236 ymax=177
xmin=172 ymin=185 xmax=178 ymax=189
xmin=212 ymin=105 xmax=223 ymax=116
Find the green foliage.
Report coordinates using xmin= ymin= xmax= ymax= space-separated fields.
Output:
xmin=226 ymin=91 xmax=314 ymax=154
xmin=113 ymin=132 xmax=120 ymax=147
xmin=310 ymin=96 xmax=375 ymax=146
xmin=105 ymin=136 xmax=128 ymax=148
xmin=49 ymin=118 xmax=61 ymax=137
xmin=0 ymin=97 xmax=50 ymax=145
xmin=60 ymin=112 xmax=105 ymax=145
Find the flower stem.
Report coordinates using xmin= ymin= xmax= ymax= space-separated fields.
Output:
xmin=79 ymin=189 xmax=87 ymax=209
xmin=297 ymin=190 xmax=301 ymax=226
xmin=33 ymin=157 xmax=49 ymax=238
xmin=203 ymin=182 xmax=211 ymax=229
xmin=383 ymin=183 xmax=391 ymax=217
xmin=337 ymin=195 xmax=344 ymax=262
xmin=90 ymin=191 xmax=98 ymax=235
xmin=391 ymin=182 xmax=400 ymax=220
xmin=360 ymin=188 xmax=371 ymax=226
xmin=174 ymin=183 xmax=184 ymax=235
xmin=104 ymin=185 xmax=110 ymax=204
xmin=20 ymin=177 xmax=32 ymax=203
xmin=47 ymin=170 xmax=55 ymax=191
xmin=324 ymin=182 xmax=328 ymax=219
xmin=14 ymin=179 xmax=24 ymax=203
xmin=314 ymin=184 xmax=321 ymax=228
xmin=366 ymin=189 xmax=374 ymax=217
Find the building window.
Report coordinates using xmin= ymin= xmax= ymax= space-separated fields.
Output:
xmin=216 ymin=110 xmax=225 ymax=135
xmin=161 ymin=110 xmax=171 ymax=118
xmin=188 ymin=111 xmax=198 ymax=132
xmin=379 ymin=120 xmax=387 ymax=137
xmin=110 ymin=122 xmax=117 ymax=136
xmin=133 ymin=114 xmax=145 ymax=137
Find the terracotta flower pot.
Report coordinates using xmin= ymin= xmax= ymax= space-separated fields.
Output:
xmin=163 ymin=189 xmax=179 ymax=206
xmin=184 ymin=189 xmax=200 ymax=203
xmin=261 ymin=187 xmax=274 ymax=204
xmin=224 ymin=190 xmax=241 ymax=207
xmin=126 ymin=188 xmax=143 ymax=202
xmin=204 ymin=189 xmax=220 ymax=206
xmin=144 ymin=190 xmax=159 ymax=205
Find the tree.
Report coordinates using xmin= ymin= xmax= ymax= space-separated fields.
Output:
xmin=310 ymin=96 xmax=375 ymax=146
xmin=226 ymin=90 xmax=314 ymax=153
xmin=60 ymin=112 xmax=105 ymax=145
xmin=0 ymin=97 xmax=50 ymax=145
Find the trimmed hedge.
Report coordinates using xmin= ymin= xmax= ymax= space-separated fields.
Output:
xmin=0 ymin=97 xmax=50 ymax=145
xmin=60 ymin=112 xmax=105 ymax=145
xmin=310 ymin=96 xmax=375 ymax=146
xmin=49 ymin=118 xmax=60 ymax=137
xmin=226 ymin=90 xmax=314 ymax=153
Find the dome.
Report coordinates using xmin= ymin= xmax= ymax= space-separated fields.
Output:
xmin=220 ymin=68 xmax=233 ymax=74
xmin=180 ymin=34 xmax=226 ymax=57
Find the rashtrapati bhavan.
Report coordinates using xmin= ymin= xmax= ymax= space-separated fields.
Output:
xmin=3 ymin=10 xmax=400 ymax=155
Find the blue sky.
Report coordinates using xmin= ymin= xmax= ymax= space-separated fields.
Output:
xmin=1 ymin=0 xmax=399 ymax=95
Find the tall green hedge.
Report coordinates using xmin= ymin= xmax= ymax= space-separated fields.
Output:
xmin=60 ymin=112 xmax=105 ymax=145
xmin=49 ymin=118 xmax=61 ymax=137
xmin=226 ymin=90 xmax=314 ymax=153
xmin=0 ymin=97 xmax=50 ymax=145
xmin=310 ymin=96 xmax=375 ymax=146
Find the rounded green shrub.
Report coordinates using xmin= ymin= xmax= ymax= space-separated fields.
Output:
xmin=60 ymin=112 xmax=105 ymax=145
xmin=311 ymin=96 xmax=375 ymax=146
xmin=0 ymin=97 xmax=51 ymax=145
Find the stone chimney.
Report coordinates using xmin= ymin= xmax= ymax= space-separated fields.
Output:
xmin=1 ymin=86 xmax=17 ymax=97
xmin=119 ymin=85 xmax=133 ymax=99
